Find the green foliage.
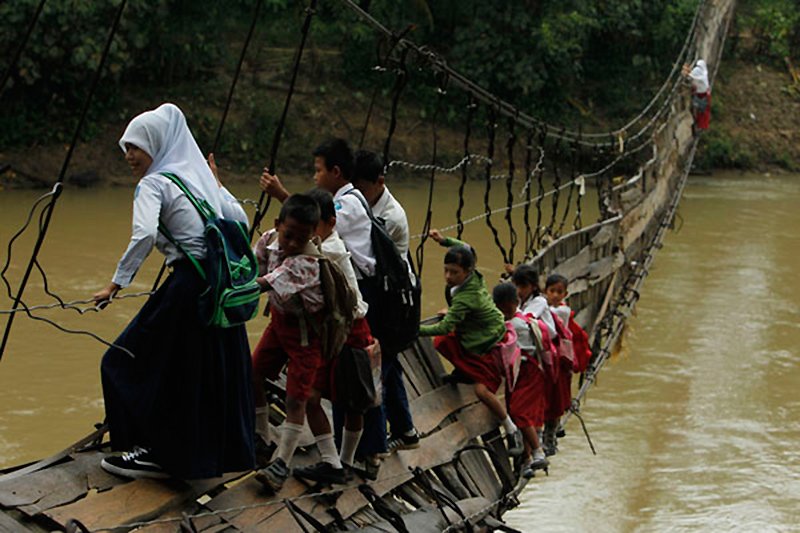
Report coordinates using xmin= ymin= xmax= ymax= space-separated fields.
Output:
xmin=695 ymin=128 xmax=754 ymax=170
xmin=739 ymin=0 xmax=800 ymax=61
xmin=0 ymin=0 xmax=256 ymax=146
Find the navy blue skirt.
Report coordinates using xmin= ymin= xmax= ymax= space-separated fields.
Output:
xmin=101 ymin=261 xmax=255 ymax=479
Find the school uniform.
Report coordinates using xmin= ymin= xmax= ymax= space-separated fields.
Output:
xmin=419 ymin=240 xmax=506 ymax=393
xmin=520 ymin=295 xmax=561 ymax=419
xmin=251 ymin=230 xmax=325 ymax=402
xmin=101 ymin=104 xmax=254 ymax=479
xmin=689 ymin=60 xmax=711 ymax=130
xmin=507 ymin=313 xmax=546 ymax=428
xmin=316 ymin=230 xmax=373 ymax=401
xmin=551 ymin=305 xmax=574 ymax=418
xmin=330 ymin=185 xmax=390 ymax=456
xmin=367 ymin=186 xmax=416 ymax=439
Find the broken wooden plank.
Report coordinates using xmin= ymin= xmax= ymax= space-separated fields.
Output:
xmin=44 ymin=472 xmax=242 ymax=531
xmin=0 ymin=510 xmax=38 ymax=532
xmin=250 ymin=403 xmax=498 ymax=530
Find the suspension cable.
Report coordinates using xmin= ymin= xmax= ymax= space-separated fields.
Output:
xmin=0 ymin=0 xmax=128 ymax=361
xmin=250 ymin=0 xmax=318 ymax=239
xmin=456 ymin=95 xmax=476 ymax=239
xmin=0 ymin=0 xmax=47 ymax=95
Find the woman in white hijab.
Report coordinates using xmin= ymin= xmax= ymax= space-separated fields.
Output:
xmin=685 ymin=59 xmax=711 ymax=131
xmin=92 ymin=103 xmax=254 ymax=479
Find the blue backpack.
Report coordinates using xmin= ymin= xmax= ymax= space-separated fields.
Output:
xmin=158 ymin=172 xmax=260 ymax=328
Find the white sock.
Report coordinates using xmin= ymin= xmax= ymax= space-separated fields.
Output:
xmin=276 ymin=422 xmax=303 ymax=464
xmin=403 ymin=428 xmax=417 ymax=437
xmin=315 ymin=433 xmax=342 ymax=469
xmin=502 ymin=416 xmax=518 ymax=435
xmin=340 ymin=429 xmax=363 ymax=466
xmin=255 ymin=406 xmax=270 ymax=441
xmin=533 ymin=447 xmax=546 ymax=460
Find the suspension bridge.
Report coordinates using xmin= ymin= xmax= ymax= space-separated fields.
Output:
xmin=0 ymin=0 xmax=735 ymax=531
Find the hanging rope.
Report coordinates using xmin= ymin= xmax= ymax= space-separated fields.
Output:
xmin=521 ymin=130 xmax=534 ymax=258
xmin=456 ymin=95 xmax=476 ymax=239
xmin=482 ymin=108 xmax=509 ymax=263
xmin=0 ymin=0 xmax=128 ymax=362
xmin=358 ymin=25 xmax=414 ymax=149
xmin=555 ymin=135 xmax=580 ymax=237
xmin=0 ymin=0 xmax=47 ymax=95
xmin=211 ymin=0 xmax=264 ymax=155
xmin=250 ymin=0 xmax=318 ymax=239
xmin=415 ymin=77 xmax=448 ymax=274
xmin=504 ymin=118 xmax=518 ymax=263
xmin=336 ymin=0 xmax=707 ymax=148
xmin=381 ymin=48 xmax=409 ymax=169
xmin=533 ymin=126 xmax=547 ymax=253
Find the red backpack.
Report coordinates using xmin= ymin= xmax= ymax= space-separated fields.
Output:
xmin=567 ymin=311 xmax=592 ymax=373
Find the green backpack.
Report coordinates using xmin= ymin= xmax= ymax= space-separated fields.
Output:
xmin=158 ymin=172 xmax=260 ymax=328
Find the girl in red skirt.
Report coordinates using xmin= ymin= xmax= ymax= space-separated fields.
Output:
xmin=492 ymin=282 xmax=549 ymax=477
xmin=419 ymin=230 xmax=524 ymax=456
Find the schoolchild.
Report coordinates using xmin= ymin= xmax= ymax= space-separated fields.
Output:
xmin=250 ymin=194 xmax=342 ymax=493
xmin=291 ymin=187 xmax=376 ymax=484
xmin=545 ymin=274 xmax=592 ymax=432
xmin=492 ymin=282 xmax=549 ymax=476
xmin=259 ymin=139 xmax=390 ymax=478
xmin=352 ymin=150 xmax=420 ymax=452
xmin=94 ymin=103 xmax=254 ymax=480
xmin=511 ymin=264 xmax=561 ymax=456
xmin=684 ymin=59 xmax=711 ymax=131
xmin=419 ymin=230 xmax=524 ymax=456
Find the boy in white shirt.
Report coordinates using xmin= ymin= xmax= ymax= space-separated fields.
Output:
xmin=352 ymin=150 xmax=419 ymax=452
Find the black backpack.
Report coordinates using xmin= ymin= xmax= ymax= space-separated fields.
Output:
xmin=345 ymin=190 xmax=421 ymax=354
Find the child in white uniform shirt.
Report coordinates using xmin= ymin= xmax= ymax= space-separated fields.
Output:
xmin=352 ymin=150 xmax=419 ymax=452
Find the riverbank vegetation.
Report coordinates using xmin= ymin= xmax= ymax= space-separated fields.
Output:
xmin=0 ymin=0 xmax=798 ymax=188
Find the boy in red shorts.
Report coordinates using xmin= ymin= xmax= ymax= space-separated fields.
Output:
xmin=250 ymin=194 xmax=342 ymax=493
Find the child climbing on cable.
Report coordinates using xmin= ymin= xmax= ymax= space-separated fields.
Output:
xmin=492 ymin=282 xmax=549 ymax=477
xmin=291 ymin=188 xmax=380 ymax=484
xmin=250 ymin=194 xmax=344 ymax=494
xmin=419 ymin=230 xmax=524 ymax=457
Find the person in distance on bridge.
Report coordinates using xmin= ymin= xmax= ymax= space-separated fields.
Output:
xmin=352 ymin=150 xmax=421 ymax=454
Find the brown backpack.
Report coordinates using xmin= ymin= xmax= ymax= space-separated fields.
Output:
xmin=303 ymin=239 xmax=359 ymax=361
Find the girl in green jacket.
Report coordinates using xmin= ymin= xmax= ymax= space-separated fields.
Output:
xmin=419 ymin=230 xmax=523 ymax=456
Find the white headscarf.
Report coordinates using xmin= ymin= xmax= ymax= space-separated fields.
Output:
xmin=689 ymin=59 xmax=709 ymax=94
xmin=119 ymin=103 xmax=223 ymax=215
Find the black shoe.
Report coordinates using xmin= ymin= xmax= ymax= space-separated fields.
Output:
xmin=255 ymin=458 xmax=290 ymax=494
xmin=255 ymin=434 xmax=276 ymax=468
xmin=101 ymin=446 xmax=169 ymax=479
xmin=293 ymin=461 xmax=346 ymax=486
xmin=351 ymin=456 xmax=381 ymax=481
xmin=556 ymin=426 xmax=566 ymax=438
xmin=440 ymin=370 xmax=473 ymax=386
xmin=507 ymin=429 xmax=524 ymax=457
xmin=387 ymin=430 xmax=420 ymax=452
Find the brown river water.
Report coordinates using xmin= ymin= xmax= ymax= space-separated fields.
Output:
xmin=1 ymin=171 xmax=798 ymax=530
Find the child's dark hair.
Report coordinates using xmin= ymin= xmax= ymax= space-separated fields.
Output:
xmin=313 ymin=138 xmax=354 ymax=180
xmin=353 ymin=150 xmax=384 ymax=184
xmin=511 ymin=264 xmax=540 ymax=294
xmin=278 ymin=193 xmax=320 ymax=227
xmin=545 ymin=273 xmax=569 ymax=289
xmin=444 ymin=244 xmax=476 ymax=271
xmin=306 ymin=187 xmax=335 ymax=221
xmin=492 ymin=282 xmax=519 ymax=306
